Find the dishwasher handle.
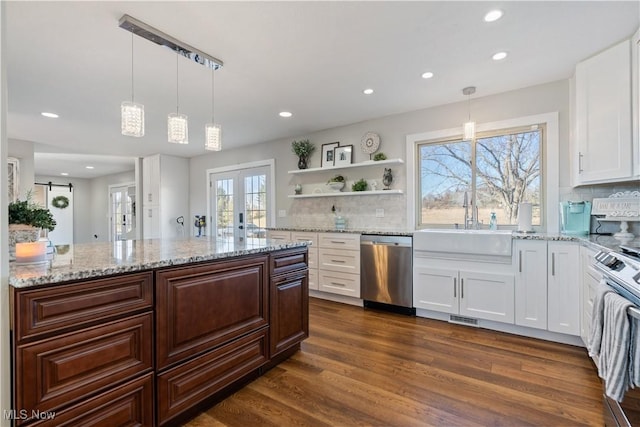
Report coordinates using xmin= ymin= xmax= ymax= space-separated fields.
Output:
xmin=361 ymin=235 xmax=412 ymax=247
xmin=361 ymin=240 xmax=411 ymax=247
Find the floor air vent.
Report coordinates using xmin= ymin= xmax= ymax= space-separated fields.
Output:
xmin=449 ymin=315 xmax=479 ymax=327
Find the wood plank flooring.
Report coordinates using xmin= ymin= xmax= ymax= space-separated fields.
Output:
xmin=184 ymin=298 xmax=604 ymax=426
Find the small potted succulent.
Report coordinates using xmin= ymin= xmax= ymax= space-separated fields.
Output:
xmin=327 ymin=175 xmax=346 ymax=192
xmin=291 ymin=139 xmax=315 ymax=169
xmin=352 ymin=178 xmax=368 ymax=192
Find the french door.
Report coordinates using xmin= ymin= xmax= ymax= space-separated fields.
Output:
xmin=109 ymin=184 xmax=136 ymax=241
xmin=210 ymin=164 xmax=272 ymax=243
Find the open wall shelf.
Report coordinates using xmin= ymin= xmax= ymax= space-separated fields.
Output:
xmin=288 ymin=190 xmax=403 ymax=199
xmin=288 ymin=158 xmax=404 ymax=175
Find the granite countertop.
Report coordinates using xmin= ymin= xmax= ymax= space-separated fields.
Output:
xmin=9 ymin=237 xmax=308 ymax=288
xmin=267 ymin=227 xmax=415 ymax=236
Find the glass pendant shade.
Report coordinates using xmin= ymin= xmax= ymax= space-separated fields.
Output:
xmin=121 ymin=101 xmax=145 ymax=137
xmin=168 ymin=113 xmax=188 ymax=144
xmin=463 ymin=121 xmax=476 ymax=141
xmin=205 ymin=123 xmax=222 ymax=151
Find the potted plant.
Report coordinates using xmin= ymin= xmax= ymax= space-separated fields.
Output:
xmin=291 ymin=139 xmax=315 ymax=169
xmin=352 ymin=178 xmax=368 ymax=192
xmin=8 ymin=196 xmax=56 ymax=251
xmin=327 ymin=175 xmax=346 ymax=192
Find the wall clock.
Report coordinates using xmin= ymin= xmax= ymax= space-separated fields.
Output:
xmin=360 ymin=132 xmax=380 ymax=158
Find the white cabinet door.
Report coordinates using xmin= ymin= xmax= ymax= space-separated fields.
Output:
xmin=459 ymin=271 xmax=515 ymax=324
xmin=142 ymin=155 xmax=160 ymax=205
xmin=548 ymin=242 xmax=580 ymax=335
xmin=514 ymin=240 xmax=548 ymax=329
xmin=413 ymin=267 xmax=458 ymax=314
xmin=575 ymin=39 xmax=632 ymax=184
xmin=142 ymin=206 xmax=160 ymax=239
xmin=267 ymin=231 xmax=291 ymax=242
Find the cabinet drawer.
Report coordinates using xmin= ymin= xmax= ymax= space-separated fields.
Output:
xmin=28 ymin=373 xmax=154 ymax=427
xmin=318 ymin=232 xmax=360 ymax=250
xmin=319 ymin=248 xmax=360 ymax=274
xmin=319 ymin=270 xmax=360 ymax=298
xmin=16 ymin=313 xmax=153 ymax=421
xmin=271 ymin=247 xmax=308 ymax=276
xmin=290 ymin=231 xmax=318 ymax=246
xmin=15 ymin=272 xmax=153 ymax=342
xmin=309 ymin=268 xmax=319 ymax=291
xmin=157 ymin=328 xmax=268 ymax=425
xmin=267 ymin=231 xmax=291 ymax=242
xmin=308 ymin=247 xmax=318 ymax=269
xmin=155 ymin=256 xmax=268 ymax=370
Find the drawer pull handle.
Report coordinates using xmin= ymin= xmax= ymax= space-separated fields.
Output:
xmin=330 ymin=282 xmax=346 ymax=287
xmin=453 ymin=278 xmax=456 ymax=298
xmin=461 ymin=278 xmax=464 ymax=299
xmin=331 ymin=259 xmax=346 ymax=263
xmin=330 ymin=240 xmax=346 ymax=244
xmin=519 ymin=250 xmax=522 ymax=273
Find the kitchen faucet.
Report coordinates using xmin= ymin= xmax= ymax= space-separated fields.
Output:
xmin=462 ymin=191 xmax=477 ymax=229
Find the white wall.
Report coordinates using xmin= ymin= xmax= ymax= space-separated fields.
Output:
xmin=8 ymin=138 xmax=35 ymax=200
xmin=190 ymin=79 xmax=573 ymax=231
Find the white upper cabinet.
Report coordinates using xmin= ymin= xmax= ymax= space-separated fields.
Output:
xmin=632 ymin=27 xmax=640 ymax=178
xmin=574 ymin=39 xmax=632 ymax=185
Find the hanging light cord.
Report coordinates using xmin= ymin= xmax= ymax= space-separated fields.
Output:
xmin=211 ymin=70 xmax=216 ymax=124
xmin=175 ymin=52 xmax=180 ymax=114
xmin=467 ymin=93 xmax=471 ymax=122
xmin=130 ymin=32 xmax=135 ymax=102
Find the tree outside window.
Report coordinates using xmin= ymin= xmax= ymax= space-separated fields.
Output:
xmin=418 ymin=125 xmax=542 ymax=227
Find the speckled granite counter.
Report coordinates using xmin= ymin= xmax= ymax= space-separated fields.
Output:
xmin=9 ymin=237 xmax=308 ymax=288
xmin=267 ymin=227 xmax=414 ymax=236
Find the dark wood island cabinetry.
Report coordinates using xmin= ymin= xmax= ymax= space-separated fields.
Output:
xmin=10 ymin=239 xmax=308 ymax=426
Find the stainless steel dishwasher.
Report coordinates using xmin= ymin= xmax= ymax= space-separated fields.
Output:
xmin=361 ymin=234 xmax=414 ymax=315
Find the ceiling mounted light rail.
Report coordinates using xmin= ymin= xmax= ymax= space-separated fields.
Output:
xmin=118 ymin=14 xmax=223 ymax=70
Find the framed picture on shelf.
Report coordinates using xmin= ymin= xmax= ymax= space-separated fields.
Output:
xmin=333 ymin=145 xmax=353 ymax=167
xmin=321 ymin=142 xmax=339 ymax=168
xmin=7 ymin=157 xmax=19 ymax=202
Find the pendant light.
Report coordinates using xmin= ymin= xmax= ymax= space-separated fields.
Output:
xmin=121 ymin=32 xmax=144 ymax=137
xmin=205 ymin=69 xmax=222 ymax=151
xmin=168 ymin=52 xmax=188 ymax=144
xmin=462 ymin=86 xmax=476 ymax=141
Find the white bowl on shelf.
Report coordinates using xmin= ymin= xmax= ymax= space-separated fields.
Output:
xmin=327 ymin=182 xmax=345 ymax=192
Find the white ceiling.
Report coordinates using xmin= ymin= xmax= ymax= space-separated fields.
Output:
xmin=6 ymin=1 xmax=640 ymax=179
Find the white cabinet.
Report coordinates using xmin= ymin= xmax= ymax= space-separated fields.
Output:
xmin=580 ymin=245 xmax=602 ymax=345
xmin=413 ymin=266 xmax=514 ymax=324
xmin=141 ymin=154 xmax=189 ymax=239
xmin=290 ymin=231 xmax=318 ymax=291
xmin=317 ymin=232 xmax=360 ymax=298
xmin=267 ymin=230 xmax=291 ymax=243
xmin=632 ymin=27 xmax=640 ymax=177
xmin=514 ymin=240 xmax=548 ymax=330
xmin=574 ymin=39 xmax=632 ymax=184
xmin=547 ymin=242 xmax=580 ymax=335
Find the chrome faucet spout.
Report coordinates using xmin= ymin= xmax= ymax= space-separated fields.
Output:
xmin=462 ymin=191 xmax=471 ymax=229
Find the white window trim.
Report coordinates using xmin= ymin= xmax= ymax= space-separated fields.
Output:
xmin=205 ymin=159 xmax=276 ymax=229
xmin=406 ymin=112 xmax=559 ymax=232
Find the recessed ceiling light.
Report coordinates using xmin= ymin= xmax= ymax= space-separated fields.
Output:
xmin=363 ymin=88 xmax=374 ymax=95
xmin=279 ymin=111 xmax=292 ymax=118
xmin=421 ymin=72 xmax=434 ymax=79
xmin=60 ymin=172 xmax=69 ymax=176
xmin=85 ymin=166 xmax=95 ymax=170
xmin=41 ymin=112 xmax=59 ymax=118
xmin=484 ymin=10 xmax=504 ymax=22
xmin=492 ymin=51 xmax=508 ymax=61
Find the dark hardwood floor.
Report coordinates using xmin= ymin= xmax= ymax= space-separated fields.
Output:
xmin=184 ymin=297 xmax=604 ymax=426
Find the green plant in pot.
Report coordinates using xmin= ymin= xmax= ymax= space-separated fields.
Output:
xmin=352 ymin=178 xmax=368 ymax=192
xmin=291 ymin=139 xmax=315 ymax=169
xmin=8 ymin=196 xmax=56 ymax=253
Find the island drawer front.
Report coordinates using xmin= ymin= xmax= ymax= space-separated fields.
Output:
xmin=15 ymin=272 xmax=153 ymax=343
xmin=318 ymin=270 xmax=360 ymax=298
xmin=16 ymin=313 xmax=153 ymax=422
xmin=318 ymin=233 xmax=360 ymax=250
xmin=26 ymin=373 xmax=154 ymax=427
xmin=271 ymin=247 xmax=308 ymax=276
xmin=155 ymin=256 xmax=269 ymax=370
xmin=157 ymin=328 xmax=269 ymax=426
xmin=318 ymin=248 xmax=360 ymax=274
xmin=290 ymin=231 xmax=318 ymax=246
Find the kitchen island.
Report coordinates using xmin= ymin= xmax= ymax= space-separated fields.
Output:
xmin=9 ymin=238 xmax=309 ymax=426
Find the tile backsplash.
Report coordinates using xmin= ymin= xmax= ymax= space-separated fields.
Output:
xmin=560 ymin=182 xmax=640 ymax=235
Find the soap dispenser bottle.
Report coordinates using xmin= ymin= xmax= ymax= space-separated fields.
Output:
xmin=489 ymin=212 xmax=497 ymax=230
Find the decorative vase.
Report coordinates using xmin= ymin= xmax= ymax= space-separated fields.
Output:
xmin=382 ymin=168 xmax=393 ymax=190
xmin=294 ymin=184 xmax=302 ymax=195
xmin=327 ymin=182 xmax=345 ymax=192
xmin=298 ymin=157 xmax=308 ymax=170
